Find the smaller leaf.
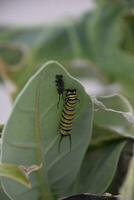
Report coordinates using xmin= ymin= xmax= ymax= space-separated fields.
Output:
xmin=120 ymin=155 xmax=134 ymax=200
xmin=19 ymin=163 xmax=42 ymax=176
xmin=90 ymin=124 xmax=124 ymax=148
xmin=0 ymin=163 xmax=31 ymax=188
xmin=93 ymin=94 xmax=134 ymax=139
xmin=66 ymin=125 xmax=126 ymax=195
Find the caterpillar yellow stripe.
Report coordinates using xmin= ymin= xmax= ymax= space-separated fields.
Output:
xmin=58 ymin=89 xmax=79 ymax=152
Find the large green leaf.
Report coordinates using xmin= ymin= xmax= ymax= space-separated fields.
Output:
xmin=1 ymin=61 xmax=93 ymax=200
xmin=66 ymin=125 xmax=126 ymax=195
xmin=0 ymin=185 xmax=10 ymax=200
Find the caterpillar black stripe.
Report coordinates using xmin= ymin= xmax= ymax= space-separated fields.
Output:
xmin=58 ymin=89 xmax=79 ymax=152
xmin=55 ymin=74 xmax=65 ymax=108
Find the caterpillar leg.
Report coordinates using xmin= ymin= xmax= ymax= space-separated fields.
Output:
xmin=69 ymin=134 xmax=72 ymax=152
xmin=58 ymin=135 xmax=63 ymax=153
xmin=58 ymin=135 xmax=72 ymax=153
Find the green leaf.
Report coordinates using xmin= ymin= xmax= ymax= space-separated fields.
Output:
xmin=94 ymin=94 xmax=134 ymax=139
xmin=1 ymin=61 xmax=93 ymax=200
xmin=120 ymin=155 xmax=134 ymax=200
xmin=0 ymin=184 xmax=10 ymax=200
xmin=0 ymin=163 xmax=31 ymax=188
xmin=66 ymin=125 xmax=126 ymax=195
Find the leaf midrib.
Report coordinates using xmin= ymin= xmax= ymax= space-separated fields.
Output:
xmin=35 ymin=76 xmax=54 ymax=200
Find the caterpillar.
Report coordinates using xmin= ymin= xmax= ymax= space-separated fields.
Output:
xmin=55 ymin=74 xmax=65 ymax=108
xmin=58 ymin=89 xmax=79 ymax=152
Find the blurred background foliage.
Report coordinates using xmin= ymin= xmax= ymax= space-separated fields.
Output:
xmin=0 ymin=0 xmax=134 ymax=198
xmin=1 ymin=0 xmax=134 ymax=101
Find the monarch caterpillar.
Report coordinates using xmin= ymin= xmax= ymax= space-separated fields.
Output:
xmin=55 ymin=74 xmax=65 ymax=108
xmin=58 ymin=89 xmax=79 ymax=152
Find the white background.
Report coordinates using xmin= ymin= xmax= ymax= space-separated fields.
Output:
xmin=0 ymin=0 xmax=94 ymax=25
